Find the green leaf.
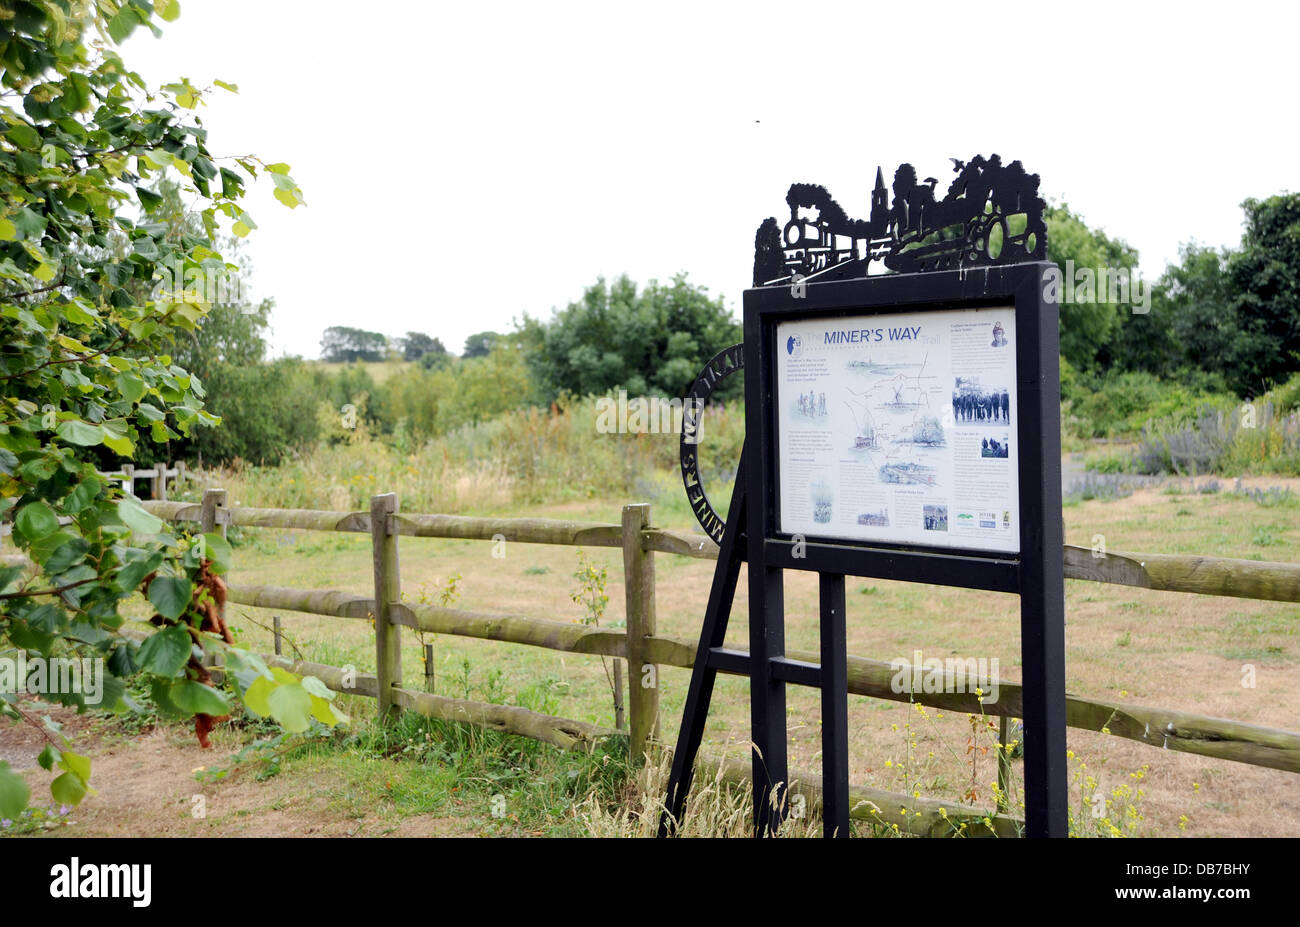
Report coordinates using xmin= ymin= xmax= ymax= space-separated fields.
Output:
xmin=157 ymin=0 xmax=181 ymax=22
xmin=115 ymin=373 xmax=147 ymax=403
xmin=202 ymin=532 xmax=232 ymax=574
xmin=63 ymin=477 xmax=101 ymax=515
xmin=15 ymin=500 xmax=59 ymax=542
xmin=300 ymin=675 xmax=334 ymax=700
xmin=43 ymin=536 xmax=89 ymax=574
xmin=0 ymin=762 xmax=30 ymax=818
xmin=170 ymin=680 xmax=229 ymax=716
xmin=11 ymin=206 xmax=46 ymax=239
xmin=30 ymin=529 xmax=78 ymax=571
xmin=57 ymin=750 xmax=91 ymax=781
xmin=0 ymin=218 xmax=16 ymax=240
xmin=310 ymin=694 xmax=347 ymax=726
xmin=102 ymin=429 xmax=134 ymax=456
xmin=50 ymin=771 xmax=87 ymax=806
xmin=137 ymin=624 xmax=192 ymax=677
xmin=106 ymin=8 xmax=138 ymax=43
xmin=56 ymin=419 xmax=103 ymax=446
xmin=37 ymin=745 xmax=59 ymax=772
xmin=273 ymin=185 xmax=304 ymax=209
xmin=242 ymin=675 xmax=273 ymax=717
xmin=147 ymin=575 xmax=192 ymax=620
xmin=213 ymin=79 xmax=238 ymax=93
xmin=150 ymin=677 xmax=185 ymax=718
xmin=132 ymin=235 xmax=160 ymax=259
xmin=117 ymin=496 xmax=164 ymax=536
xmin=114 ymin=550 xmax=162 ymax=593
xmin=5 ymin=122 xmax=40 ymax=149
xmin=267 ymin=682 xmax=313 ymax=732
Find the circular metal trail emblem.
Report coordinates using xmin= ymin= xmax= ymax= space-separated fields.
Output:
xmin=680 ymin=343 xmax=743 ymax=544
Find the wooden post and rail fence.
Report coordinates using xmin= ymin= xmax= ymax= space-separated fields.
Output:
xmin=79 ymin=487 xmax=1296 ymax=837
xmin=0 ymin=462 xmax=186 ymax=548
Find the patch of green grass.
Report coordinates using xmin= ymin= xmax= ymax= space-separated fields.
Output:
xmin=1251 ymin=527 xmax=1285 ymax=547
xmin=1217 ymin=646 xmax=1287 ymax=663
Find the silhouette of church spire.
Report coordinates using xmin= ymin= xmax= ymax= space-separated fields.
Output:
xmin=870 ymin=166 xmax=889 ymax=236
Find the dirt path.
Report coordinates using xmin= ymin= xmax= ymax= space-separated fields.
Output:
xmin=4 ymin=708 xmax=476 ymax=838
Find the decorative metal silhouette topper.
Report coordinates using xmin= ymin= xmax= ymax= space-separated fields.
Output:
xmin=753 ymin=153 xmax=1047 ymax=286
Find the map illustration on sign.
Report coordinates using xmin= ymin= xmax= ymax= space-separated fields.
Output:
xmin=776 ymin=306 xmax=1020 ymax=554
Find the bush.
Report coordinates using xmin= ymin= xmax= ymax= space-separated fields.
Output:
xmin=1065 ymin=369 xmax=1235 ymax=440
xmin=1133 ymin=399 xmax=1300 ymax=476
xmin=178 ymin=358 xmax=322 ymax=465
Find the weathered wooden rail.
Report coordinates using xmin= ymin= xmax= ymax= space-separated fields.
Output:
xmin=134 ymin=490 xmax=1300 ymax=836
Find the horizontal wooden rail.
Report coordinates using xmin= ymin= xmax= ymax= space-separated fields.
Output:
xmin=228 ymin=584 xmax=373 ymax=620
xmin=222 ymin=581 xmax=1300 ymax=774
xmin=394 ymin=602 xmax=626 ymax=657
xmin=643 ymin=528 xmax=1300 ymax=604
xmin=140 ymin=501 xmax=623 ymax=548
xmin=138 ymin=502 xmax=1300 ymax=604
xmin=701 ymin=751 xmax=1018 ymax=838
xmin=391 ymin=686 xmax=616 ymax=751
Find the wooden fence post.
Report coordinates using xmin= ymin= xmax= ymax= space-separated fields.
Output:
xmin=371 ymin=493 xmax=402 ymax=722
xmin=121 ymin=463 xmax=134 ymax=496
xmin=622 ymin=503 xmax=658 ymax=763
xmin=156 ymin=461 xmax=170 ymax=502
xmin=199 ymin=489 xmax=227 ymax=684
xmin=199 ymin=488 xmax=227 ymax=538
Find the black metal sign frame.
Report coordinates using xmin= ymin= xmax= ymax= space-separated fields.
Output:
xmin=661 ymin=261 xmax=1066 ymax=838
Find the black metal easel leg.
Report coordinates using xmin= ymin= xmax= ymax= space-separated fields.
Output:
xmin=657 ymin=455 xmax=749 ymax=837
xmin=747 ymin=463 xmax=787 ymax=837
xmin=819 ymin=572 xmax=849 ymax=837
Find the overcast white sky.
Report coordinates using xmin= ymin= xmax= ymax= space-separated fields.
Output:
xmin=123 ymin=0 xmax=1298 ymax=360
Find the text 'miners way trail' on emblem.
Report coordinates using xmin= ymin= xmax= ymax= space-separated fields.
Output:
xmin=679 ymin=342 xmax=743 ymax=544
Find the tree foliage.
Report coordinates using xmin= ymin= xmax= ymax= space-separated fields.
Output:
xmin=520 ymin=274 xmax=740 ymax=402
xmin=320 ymin=325 xmax=388 ymax=363
xmin=462 ymin=330 xmax=498 ymax=359
xmin=0 ymin=0 xmax=340 ymax=817
xmin=399 ymin=330 xmax=445 ymax=364
xmin=1119 ymin=193 xmax=1300 ymax=398
xmin=1045 ymin=203 xmax=1141 ymax=372
xmin=384 ymin=342 xmax=532 ymax=443
xmin=1224 ymin=194 xmax=1300 ymax=396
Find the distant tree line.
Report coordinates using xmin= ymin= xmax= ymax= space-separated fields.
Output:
xmin=319 ymin=326 xmax=508 ymax=367
xmin=1049 ymin=193 xmax=1300 ymax=399
xmin=136 ymin=191 xmax=1298 ymax=468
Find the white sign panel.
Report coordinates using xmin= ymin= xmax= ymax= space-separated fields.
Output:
xmin=776 ymin=306 xmax=1020 ymax=554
